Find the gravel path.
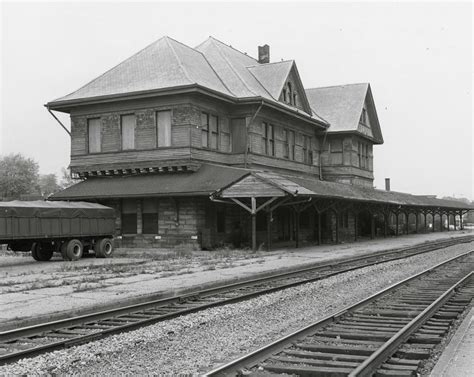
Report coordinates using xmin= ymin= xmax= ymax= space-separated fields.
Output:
xmin=1 ymin=242 xmax=472 ymax=376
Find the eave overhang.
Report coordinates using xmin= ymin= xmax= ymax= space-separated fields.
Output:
xmin=45 ymin=84 xmax=329 ymax=130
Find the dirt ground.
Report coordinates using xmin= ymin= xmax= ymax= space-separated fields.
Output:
xmin=0 ymin=230 xmax=472 ymax=331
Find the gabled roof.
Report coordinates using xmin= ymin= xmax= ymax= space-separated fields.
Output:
xmin=305 ymin=83 xmax=383 ymax=143
xmin=52 ymin=36 xmax=232 ymax=103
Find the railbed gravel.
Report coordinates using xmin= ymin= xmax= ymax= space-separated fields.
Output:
xmin=1 ymin=242 xmax=472 ymax=376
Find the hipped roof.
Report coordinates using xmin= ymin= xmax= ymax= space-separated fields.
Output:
xmin=47 ymin=36 xmax=327 ymax=125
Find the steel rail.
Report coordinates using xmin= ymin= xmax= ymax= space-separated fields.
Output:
xmin=0 ymin=237 xmax=471 ymax=365
xmin=350 ymin=271 xmax=473 ymax=377
xmin=204 ymin=250 xmax=473 ymax=376
xmin=1 ymin=236 xmax=467 ymax=341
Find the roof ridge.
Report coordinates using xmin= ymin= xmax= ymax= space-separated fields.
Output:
xmin=207 ymin=36 xmax=259 ymax=62
xmin=246 ymin=59 xmax=294 ymax=68
xmin=208 ymin=38 xmax=258 ymax=96
xmin=164 ymin=36 xmax=194 ymax=84
xmin=198 ymin=48 xmax=236 ymax=97
xmin=53 ymin=36 xmax=169 ymax=102
xmin=306 ymin=82 xmax=369 ymax=91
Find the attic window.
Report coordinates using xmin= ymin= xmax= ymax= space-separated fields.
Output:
xmin=293 ymin=93 xmax=297 ymax=106
xmin=282 ymin=89 xmax=287 ymax=102
xmin=361 ymin=108 xmax=368 ymax=124
xmin=287 ymin=83 xmax=292 ymax=104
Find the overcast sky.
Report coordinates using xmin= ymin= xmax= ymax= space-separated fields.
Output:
xmin=1 ymin=1 xmax=472 ymax=199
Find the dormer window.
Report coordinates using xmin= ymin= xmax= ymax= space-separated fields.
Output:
xmin=361 ymin=108 xmax=368 ymax=124
xmin=287 ymin=83 xmax=292 ymax=105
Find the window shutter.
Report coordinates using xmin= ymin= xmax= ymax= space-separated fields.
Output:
xmin=88 ymin=119 xmax=101 ymax=153
xmin=121 ymin=115 xmax=135 ymax=150
xmin=157 ymin=110 xmax=172 ymax=147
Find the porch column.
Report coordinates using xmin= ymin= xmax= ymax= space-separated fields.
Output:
xmin=447 ymin=212 xmax=450 ymax=231
xmin=460 ymin=210 xmax=464 ymax=230
xmin=383 ymin=212 xmax=388 ymax=238
xmin=432 ymin=213 xmax=436 ymax=232
xmin=453 ymin=212 xmax=457 ymax=231
xmin=354 ymin=211 xmax=358 ymax=241
xmin=317 ymin=211 xmax=322 ymax=245
xmin=424 ymin=212 xmax=427 ymax=232
xmin=295 ymin=209 xmax=300 ymax=248
xmin=415 ymin=211 xmax=419 ymax=234
xmin=370 ymin=213 xmax=375 ymax=240
xmin=251 ymin=197 xmax=257 ymax=252
xmin=405 ymin=212 xmax=409 ymax=235
xmin=395 ymin=212 xmax=399 ymax=236
xmin=266 ymin=210 xmax=272 ymax=251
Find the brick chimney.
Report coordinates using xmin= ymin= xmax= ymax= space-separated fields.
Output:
xmin=385 ymin=178 xmax=391 ymax=191
xmin=258 ymin=44 xmax=270 ymax=64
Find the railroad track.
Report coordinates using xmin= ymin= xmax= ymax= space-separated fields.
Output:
xmin=0 ymin=236 xmax=471 ymax=365
xmin=205 ymin=251 xmax=474 ymax=377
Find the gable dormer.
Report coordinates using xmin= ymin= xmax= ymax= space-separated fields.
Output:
xmin=248 ymin=61 xmax=313 ymax=115
xmin=277 ymin=63 xmax=312 ymax=114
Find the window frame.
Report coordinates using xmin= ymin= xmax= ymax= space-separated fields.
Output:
xmin=201 ymin=111 xmax=220 ymax=150
xmin=156 ymin=110 xmax=172 ymax=148
xmin=87 ymin=118 xmax=101 ymax=154
xmin=120 ymin=114 xmax=136 ymax=151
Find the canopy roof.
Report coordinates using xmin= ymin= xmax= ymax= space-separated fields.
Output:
xmin=51 ymin=164 xmax=472 ymax=211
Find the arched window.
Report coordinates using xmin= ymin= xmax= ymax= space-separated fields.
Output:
xmin=293 ymin=93 xmax=297 ymax=106
xmin=287 ymin=82 xmax=292 ymax=104
xmin=282 ymin=89 xmax=287 ymax=102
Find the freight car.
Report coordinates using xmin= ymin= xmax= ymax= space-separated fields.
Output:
xmin=0 ymin=201 xmax=115 ymax=261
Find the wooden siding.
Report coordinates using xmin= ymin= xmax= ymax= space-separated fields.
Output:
xmin=191 ymin=149 xmax=245 ymax=165
xmin=70 ymin=147 xmax=192 ymax=172
xmin=249 ymin=154 xmax=320 ymax=177
xmin=221 ymin=175 xmax=285 ymax=198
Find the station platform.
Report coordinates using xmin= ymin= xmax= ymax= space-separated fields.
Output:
xmin=0 ymin=231 xmax=472 ymax=331
xmin=431 ymin=307 xmax=473 ymax=377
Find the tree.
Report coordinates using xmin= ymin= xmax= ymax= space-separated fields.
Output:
xmin=0 ymin=154 xmax=40 ymax=199
xmin=59 ymin=167 xmax=76 ymax=189
xmin=39 ymin=174 xmax=61 ymax=197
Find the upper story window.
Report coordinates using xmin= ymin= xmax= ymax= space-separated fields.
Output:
xmin=303 ymin=135 xmax=313 ymax=165
xmin=287 ymin=83 xmax=293 ymax=105
xmin=156 ymin=110 xmax=172 ymax=147
xmin=360 ymin=108 xmax=368 ymax=124
xmin=88 ymin=118 xmax=101 ymax=153
xmin=358 ymin=141 xmax=370 ymax=169
xmin=121 ymin=114 xmax=135 ymax=150
xmin=201 ymin=112 xmax=219 ymax=150
xmin=283 ymin=129 xmax=289 ymax=159
xmin=262 ymin=122 xmax=274 ymax=156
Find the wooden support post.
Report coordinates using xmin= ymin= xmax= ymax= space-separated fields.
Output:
xmin=405 ymin=212 xmax=409 ymax=235
xmin=460 ymin=210 xmax=463 ymax=230
xmin=432 ymin=213 xmax=436 ymax=232
xmin=370 ymin=213 xmax=375 ymax=240
xmin=295 ymin=209 xmax=300 ymax=248
xmin=317 ymin=211 xmax=322 ymax=245
xmin=395 ymin=213 xmax=399 ymax=236
xmin=251 ymin=197 xmax=257 ymax=252
xmin=354 ymin=212 xmax=358 ymax=241
xmin=424 ymin=212 xmax=427 ymax=232
xmin=383 ymin=212 xmax=388 ymax=238
xmin=447 ymin=213 xmax=450 ymax=231
xmin=266 ymin=211 xmax=272 ymax=251
xmin=453 ymin=212 xmax=457 ymax=231
xmin=415 ymin=212 xmax=419 ymax=234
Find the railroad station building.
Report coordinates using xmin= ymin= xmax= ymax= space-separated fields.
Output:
xmin=48 ymin=36 xmax=472 ymax=250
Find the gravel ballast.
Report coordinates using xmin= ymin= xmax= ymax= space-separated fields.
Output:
xmin=1 ymin=242 xmax=472 ymax=376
